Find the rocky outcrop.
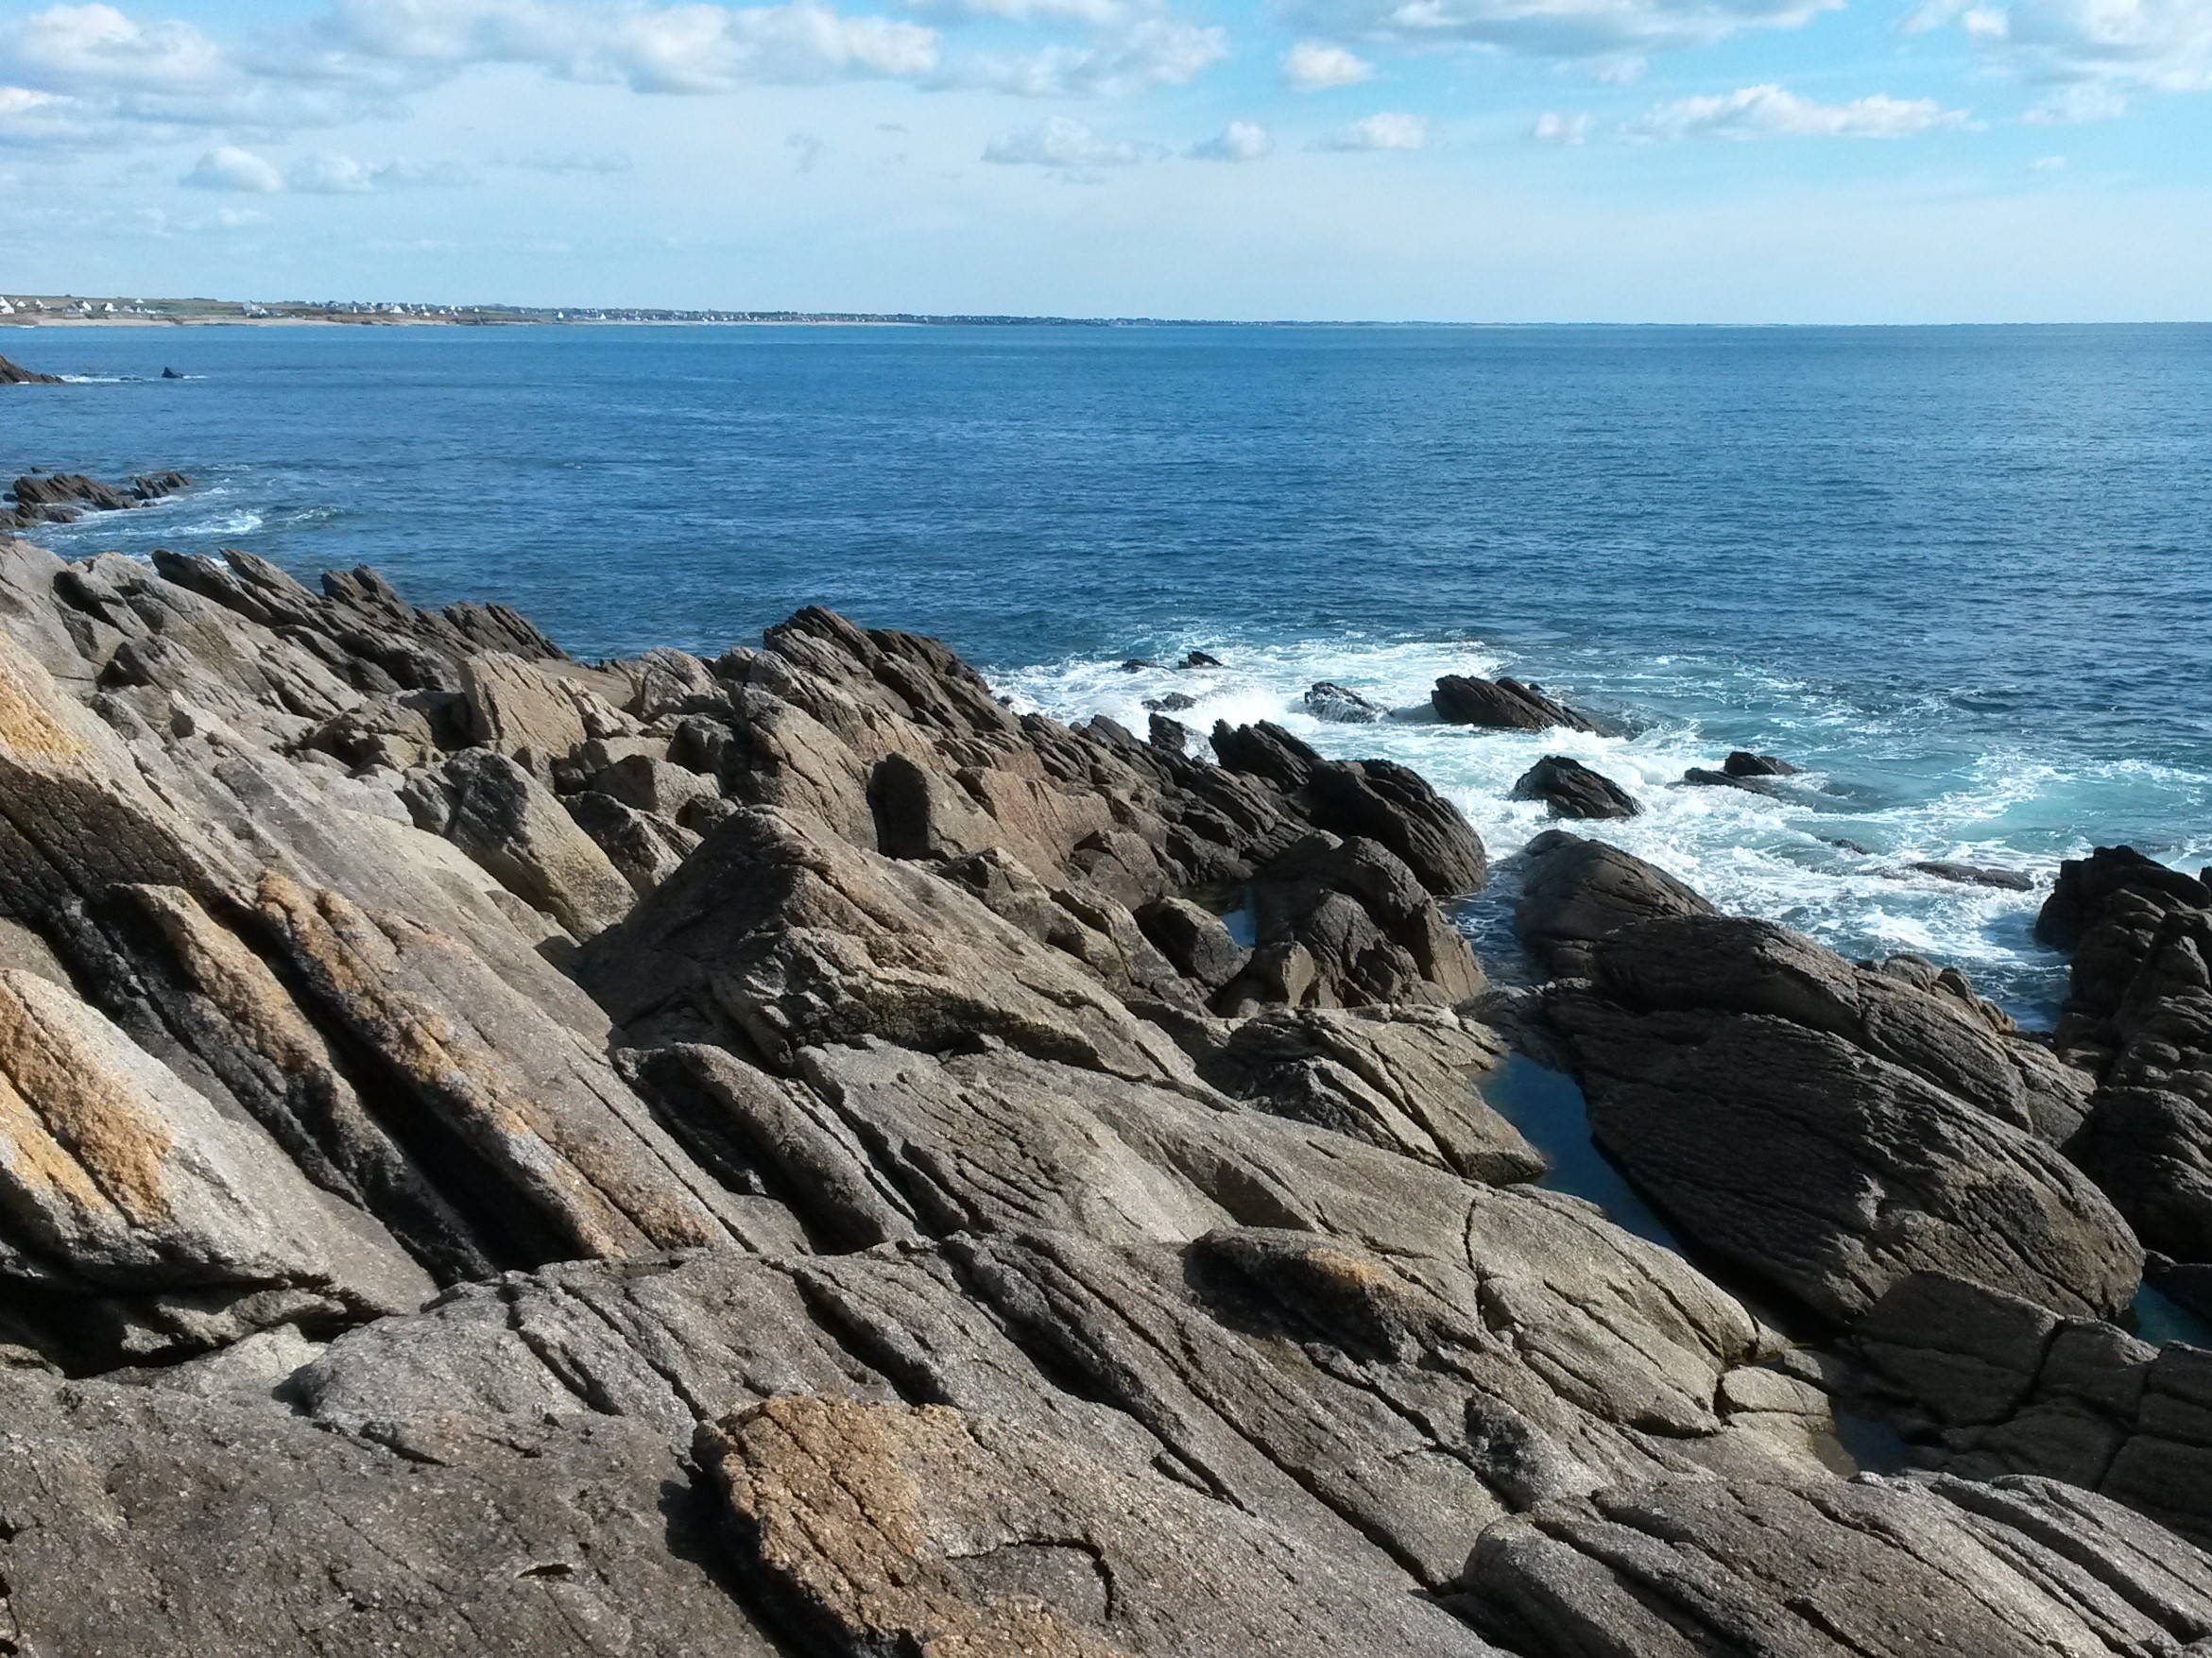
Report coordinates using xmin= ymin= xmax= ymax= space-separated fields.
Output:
xmin=1909 ymin=858 xmax=2034 ymax=890
xmin=0 ymin=525 xmax=2206 ymax=1656
xmin=3 ymin=470 xmax=190 ymax=530
xmin=0 ymin=352 xmax=62 ymax=385
xmin=1511 ymin=755 xmax=1639 ymax=819
xmin=1433 ymin=673 xmax=1604 ymax=732
xmin=2031 ymin=847 xmax=2212 ymax=1266
xmin=1723 ymin=748 xmax=1798 ymax=777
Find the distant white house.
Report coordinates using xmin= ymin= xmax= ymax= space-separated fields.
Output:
xmin=0 ymin=299 xmax=14 ymax=315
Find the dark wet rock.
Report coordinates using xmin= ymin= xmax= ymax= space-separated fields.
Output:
xmin=1723 ymin=749 xmax=1800 ymax=777
xmin=0 ymin=352 xmax=64 ymax=385
xmin=1511 ymin=755 xmax=1639 ymax=820
xmin=132 ymin=470 xmax=192 ymax=500
xmin=161 ymin=366 xmax=185 ymax=379
xmin=1148 ymin=711 xmax=1188 ymax=752
xmin=1432 ymin=674 xmax=1603 ymax=733
xmin=1909 ymin=858 xmax=2035 ymax=891
xmin=1852 ymin=1270 xmax=2212 ymax=1547
xmin=1513 ymin=830 xmax=1715 ymax=978
xmin=1461 ymin=1468 xmax=2212 ymax=1658
xmin=1540 ymin=912 xmax=2134 ymax=1323
xmin=1180 ymin=648 xmax=1224 ymax=668
xmin=1300 ymin=758 xmax=1489 ymax=896
xmin=2039 ymin=845 xmax=2210 ymax=955
xmin=11 ymin=470 xmax=138 ymax=515
xmin=1210 ymin=717 xmax=1321 ymax=792
xmin=1683 ymin=764 xmax=1797 ymax=796
xmin=1306 ymin=680 xmax=1388 ymax=723
xmin=2069 ymin=1085 xmax=2212 ymax=1264
xmin=2030 ymin=854 xmax=2212 ymax=1258
xmin=1142 ymin=690 xmax=1197 ymax=711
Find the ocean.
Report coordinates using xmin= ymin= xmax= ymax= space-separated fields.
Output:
xmin=12 ymin=321 xmax=2212 ymax=1021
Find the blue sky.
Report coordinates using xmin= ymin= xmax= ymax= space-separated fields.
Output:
xmin=1 ymin=0 xmax=2207 ymax=318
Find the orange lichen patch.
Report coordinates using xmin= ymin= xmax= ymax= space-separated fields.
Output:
xmin=0 ymin=647 xmax=88 ymax=761
xmin=123 ymin=884 xmax=329 ymax=1079
xmin=0 ymin=972 xmax=174 ymax=1227
xmin=701 ymin=1397 xmax=1130 ymax=1658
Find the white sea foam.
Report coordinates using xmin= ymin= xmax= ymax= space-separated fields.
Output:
xmin=998 ymin=634 xmax=2203 ymax=1021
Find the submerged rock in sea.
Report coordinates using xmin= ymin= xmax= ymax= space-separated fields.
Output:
xmin=1907 ymin=858 xmax=2034 ymax=890
xmin=1724 ymin=748 xmax=1799 ymax=777
xmin=1511 ymin=755 xmax=1640 ymax=820
xmin=0 ymin=523 xmax=2204 ymax=1656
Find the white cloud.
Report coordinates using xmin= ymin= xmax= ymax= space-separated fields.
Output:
xmin=2032 ymin=150 xmax=2067 ymax=165
xmin=182 ymin=144 xmax=285 ymax=192
xmin=982 ymin=112 xmax=1156 ymax=167
xmin=1531 ymin=109 xmax=1592 ymax=141
xmin=1316 ymin=110 xmax=1432 ymax=148
xmin=9 ymin=4 xmax=227 ymax=94
xmin=1285 ymin=0 xmax=1839 ymax=62
xmin=1188 ymin=118 xmax=1273 ymax=159
xmin=1629 ymin=83 xmax=1971 ymax=138
xmin=289 ymin=152 xmax=473 ymax=191
xmin=947 ymin=18 xmax=1226 ymax=94
xmin=317 ymin=0 xmax=942 ymax=91
xmin=1281 ymin=40 xmax=1372 ymax=88
xmin=1919 ymin=0 xmax=2212 ymax=120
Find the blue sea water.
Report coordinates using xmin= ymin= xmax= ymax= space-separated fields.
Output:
xmin=10 ymin=321 xmax=2212 ymax=1019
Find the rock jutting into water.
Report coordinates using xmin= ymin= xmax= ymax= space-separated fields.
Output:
xmin=2 ymin=469 xmax=190 ymax=531
xmin=0 ymin=527 xmax=2206 ymax=1656
xmin=0 ymin=353 xmax=64 ymax=385
xmin=1432 ymin=671 xmax=1607 ymax=733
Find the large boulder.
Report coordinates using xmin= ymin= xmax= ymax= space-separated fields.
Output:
xmin=1542 ymin=913 xmax=2136 ymax=1323
xmin=0 ymin=965 xmax=431 ymax=1365
xmin=1513 ymin=830 xmax=1715 ymax=978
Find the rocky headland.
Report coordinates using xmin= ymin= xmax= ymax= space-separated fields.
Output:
xmin=0 ymin=526 xmax=2207 ymax=1655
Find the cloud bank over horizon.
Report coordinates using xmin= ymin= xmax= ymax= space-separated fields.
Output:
xmin=2 ymin=0 xmax=2209 ymax=318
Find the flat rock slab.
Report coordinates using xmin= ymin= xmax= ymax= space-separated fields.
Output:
xmin=697 ymin=1393 xmax=1504 ymax=1658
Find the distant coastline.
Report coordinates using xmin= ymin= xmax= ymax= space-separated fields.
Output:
xmin=0 ymin=293 xmax=1268 ymax=329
